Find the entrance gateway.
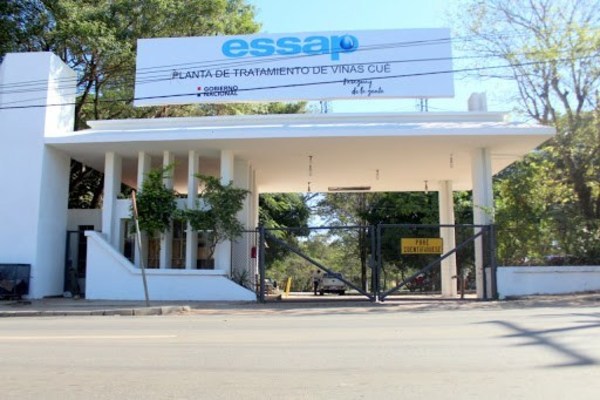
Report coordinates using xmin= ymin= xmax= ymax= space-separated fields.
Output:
xmin=0 ymin=28 xmax=554 ymax=301
xmin=256 ymin=223 xmax=495 ymax=302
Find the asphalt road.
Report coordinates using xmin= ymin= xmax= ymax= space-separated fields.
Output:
xmin=1 ymin=304 xmax=599 ymax=400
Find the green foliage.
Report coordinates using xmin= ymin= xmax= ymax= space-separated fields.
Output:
xmin=1 ymin=0 xmax=262 ymax=208
xmin=259 ymin=193 xmax=311 ymax=264
xmin=133 ymin=166 xmax=178 ymax=238
xmin=362 ymin=192 xmax=439 ymax=225
xmin=198 ymin=102 xmax=308 ymax=117
xmin=454 ymin=0 xmax=600 ymax=264
xmin=184 ymin=175 xmax=249 ymax=258
xmin=1 ymin=1 xmax=311 ymax=209
xmin=495 ymin=152 xmax=555 ymax=264
xmin=266 ymin=233 xmax=362 ymax=292
xmin=495 ymin=141 xmax=600 ymax=265
xmin=259 ymin=193 xmax=310 ymax=231
xmin=0 ymin=1 xmax=48 ymax=59
xmin=264 ymin=191 xmax=479 ymax=292
xmin=2 ymin=0 xmax=260 ymax=128
xmin=68 ymin=160 xmax=104 ymax=209
xmin=231 ymin=267 xmax=252 ymax=289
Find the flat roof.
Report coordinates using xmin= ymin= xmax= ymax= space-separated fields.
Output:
xmin=46 ymin=112 xmax=554 ymax=192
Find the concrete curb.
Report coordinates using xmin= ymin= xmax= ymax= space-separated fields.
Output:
xmin=0 ymin=305 xmax=191 ymax=318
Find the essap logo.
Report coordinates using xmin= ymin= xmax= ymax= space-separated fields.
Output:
xmin=222 ymin=34 xmax=359 ymax=61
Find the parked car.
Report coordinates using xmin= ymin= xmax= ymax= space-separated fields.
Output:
xmin=264 ymin=278 xmax=279 ymax=294
xmin=319 ymin=272 xmax=347 ymax=295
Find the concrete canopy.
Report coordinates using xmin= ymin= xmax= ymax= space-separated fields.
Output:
xmin=46 ymin=111 xmax=555 ymax=193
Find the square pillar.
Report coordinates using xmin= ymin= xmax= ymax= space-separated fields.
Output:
xmin=134 ymin=152 xmax=151 ymax=268
xmin=0 ymin=53 xmax=74 ymax=298
xmin=186 ymin=150 xmax=199 ymax=269
xmin=102 ymin=152 xmax=122 ymax=248
xmin=159 ymin=151 xmax=174 ymax=269
xmin=438 ymin=180 xmax=457 ymax=298
xmin=471 ymin=148 xmax=494 ymax=299
xmin=215 ymin=150 xmax=234 ymax=275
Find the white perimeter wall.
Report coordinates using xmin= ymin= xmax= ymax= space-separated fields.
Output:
xmin=497 ymin=266 xmax=600 ymax=299
xmin=85 ymin=231 xmax=256 ymax=301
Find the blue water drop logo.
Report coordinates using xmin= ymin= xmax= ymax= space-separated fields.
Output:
xmin=339 ymin=35 xmax=356 ymax=51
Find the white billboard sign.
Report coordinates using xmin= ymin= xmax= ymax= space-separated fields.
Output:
xmin=134 ymin=29 xmax=454 ymax=106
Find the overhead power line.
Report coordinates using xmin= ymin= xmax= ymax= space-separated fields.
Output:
xmin=0 ymin=30 xmax=556 ymax=93
xmin=0 ymin=55 xmax=596 ymax=111
xmin=0 ymin=36 xmax=455 ymax=90
xmin=0 ymin=46 xmax=595 ymax=106
xmin=2 ymin=27 xmax=598 ymax=93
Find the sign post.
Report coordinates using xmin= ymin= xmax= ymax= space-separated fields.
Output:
xmin=131 ymin=190 xmax=150 ymax=307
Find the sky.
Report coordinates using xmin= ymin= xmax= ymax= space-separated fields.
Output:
xmin=247 ymin=0 xmax=517 ymax=114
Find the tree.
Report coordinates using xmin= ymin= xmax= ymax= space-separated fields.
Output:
xmin=185 ymin=175 xmax=249 ymax=260
xmin=1 ymin=0 xmax=262 ymax=208
xmin=134 ymin=166 xmax=178 ymax=238
xmin=2 ymin=0 xmax=260 ymax=128
xmin=0 ymin=1 xmax=47 ymax=60
xmin=455 ymin=0 xmax=600 ymax=262
xmin=259 ymin=193 xmax=311 ymax=266
xmin=494 ymin=153 xmax=556 ymax=264
xmin=315 ymin=192 xmax=476 ymax=290
xmin=316 ymin=193 xmax=375 ymax=290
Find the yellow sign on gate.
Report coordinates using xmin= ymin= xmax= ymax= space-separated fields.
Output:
xmin=401 ymin=238 xmax=443 ymax=254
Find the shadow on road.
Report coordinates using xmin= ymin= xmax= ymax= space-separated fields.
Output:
xmin=484 ymin=319 xmax=600 ymax=368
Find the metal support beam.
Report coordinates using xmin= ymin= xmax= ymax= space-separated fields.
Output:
xmin=380 ymin=229 xmax=486 ymax=300
xmin=258 ymin=226 xmax=266 ymax=303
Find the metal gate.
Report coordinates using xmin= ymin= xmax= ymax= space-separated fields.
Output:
xmin=256 ymin=224 xmax=497 ymax=302
xmin=257 ymin=225 xmax=378 ymax=302
xmin=375 ymin=224 xmax=496 ymax=301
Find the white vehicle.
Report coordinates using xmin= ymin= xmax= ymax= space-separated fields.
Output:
xmin=319 ymin=272 xmax=347 ymax=295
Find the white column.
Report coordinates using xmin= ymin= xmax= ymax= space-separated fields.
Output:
xmin=232 ymin=160 xmax=253 ymax=279
xmin=471 ymin=148 xmax=494 ymax=299
xmin=134 ymin=152 xmax=151 ymax=268
xmin=102 ymin=152 xmax=122 ymax=248
xmin=250 ymin=167 xmax=260 ymax=279
xmin=159 ymin=151 xmax=175 ymax=269
xmin=438 ymin=180 xmax=457 ymax=298
xmin=215 ymin=150 xmax=234 ymax=275
xmin=186 ymin=150 xmax=199 ymax=269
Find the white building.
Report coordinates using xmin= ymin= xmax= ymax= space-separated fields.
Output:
xmin=0 ymin=51 xmax=557 ymax=301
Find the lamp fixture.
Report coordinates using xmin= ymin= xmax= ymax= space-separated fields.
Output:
xmin=307 ymin=155 xmax=313 ymax=193
xmin=328 ymin=186 xmax=371 ymax=192
xmin=424 ymin=180 xmax=429 ymax=194
xmin=450 ymin=153 xmax=454 ymax=169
